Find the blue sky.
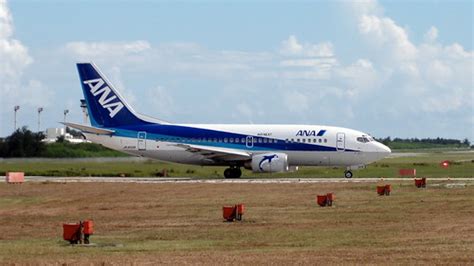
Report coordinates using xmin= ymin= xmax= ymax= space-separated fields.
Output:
xmin=1 ymin=0 xmax=473 ymax=140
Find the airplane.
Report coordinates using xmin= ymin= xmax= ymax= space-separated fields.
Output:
xmin=64 ymin=62 xmax=391 ymax=179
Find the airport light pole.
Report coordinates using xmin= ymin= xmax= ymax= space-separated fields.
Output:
xmin=63 ymin=109 xmax=69 ymax=124
xmin=13 ymin=105 xmax=20 ymax=131
xmin=37 ymin=107 xmax=43 ymax=132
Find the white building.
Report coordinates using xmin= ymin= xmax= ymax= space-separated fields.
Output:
xmin=43 ymin=128 xmax=89 ymax=143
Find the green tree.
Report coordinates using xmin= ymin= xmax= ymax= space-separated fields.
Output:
xmin=0 ymin=127 xmax=46 ymax=157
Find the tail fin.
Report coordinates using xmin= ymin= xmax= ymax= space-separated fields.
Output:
xmin=76 ymin=62 xmax=148 ymax=128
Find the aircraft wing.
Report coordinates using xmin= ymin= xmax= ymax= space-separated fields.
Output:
xmin=174 ymin=143 xmax=251 ymax=162
xmin=61 ymin=122 xmax=115 ymax=135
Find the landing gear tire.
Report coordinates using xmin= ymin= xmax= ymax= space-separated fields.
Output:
xmin=344 ymin=170 xmax=353 ymax=179
xmin=224 ymin=167 xmax=242 ymax=179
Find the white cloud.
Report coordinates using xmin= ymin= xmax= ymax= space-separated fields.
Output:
xmin=0 ymin=0 xmax=51 ymax=134
xmin=280 ymin=35 xmax=334 ymax=57
xmin=335 ymin=59 xmax=378 ymax=94
xmin=146 ymin=85 xmax=175 ymax=117
xmin=424 ymin=26 xmax=438 ymax=43
xmin=236 ymin=102 xmax=253 ymax=118
xmin=358 ymin=15 xmax=417 ymax=62
xmin=349 ymin=0 xmax=384 ymax=17
xmin=0 ymin=0 xmax=13 ymax=39
xmin=280 ymin=58 xmax=337 ymax=68
xmin=346 ymin=0 xmax=473 ymax=139
xmin=280 ymin=35 xmax=303 ymax=55
xmin=0 ymin=0 xmax=33 ymax=80
xmin=65 ymin=40 xmax=151 ymax=58
xmin=283 ymin=90 xmax=309 ymax=114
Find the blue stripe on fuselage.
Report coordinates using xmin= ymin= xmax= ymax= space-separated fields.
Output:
xmin=103 ymin=124 xmax=356 ymax=152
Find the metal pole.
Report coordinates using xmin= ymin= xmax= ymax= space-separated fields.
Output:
xmin=13 ymin=105 xmax=20 ymax=131
xmin=64 ymin=109 xmax=69 ymax=123
xmin=37 ymin=107 xmax=43 ymax=132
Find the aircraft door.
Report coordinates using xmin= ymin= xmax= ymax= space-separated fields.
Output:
xmin=246 ymin=136 xmax=254 ymax=148
xmin=336 ymin=132 xmax=345 ymax=151
xmin=137 ymin=131 xmax=147 ymax=150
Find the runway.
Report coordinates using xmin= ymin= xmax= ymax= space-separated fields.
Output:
xmin=23 ymin=176 xmax=474 ymax=184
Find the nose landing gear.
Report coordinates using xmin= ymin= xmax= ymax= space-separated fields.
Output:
xmin=344 ymin=170 xmax=353 ymax=179
xmin=224 ymin=167 xmax=242 ymax=179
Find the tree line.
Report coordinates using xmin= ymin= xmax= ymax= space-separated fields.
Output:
xmin=0 ymin=127 xmax=124 ymax=158
xmin=376 ymin=136 xmax=471 ymax=147
xmin=0 ymin=127 xmax=46 ymax=157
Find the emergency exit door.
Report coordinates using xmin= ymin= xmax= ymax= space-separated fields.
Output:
xmin=137 ymin=131 xmax=147 ymax=150
xmin=336 ymin=132 xmax=345 ymax=151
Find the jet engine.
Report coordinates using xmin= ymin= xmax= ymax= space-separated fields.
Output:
xmin=249 ymin=153 xmax=289 ymax=173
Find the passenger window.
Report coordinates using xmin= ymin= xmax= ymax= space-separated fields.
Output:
xmin=319 ymin=139 xmax=322 ymax=143
xmin=324 ymin=139 xmax=327 ymax=143
xmin=229 ymin=138 xmax=234 ymax=143
xmin=302 ymin=139 xmax=306 ymax=143
xmin=291 ymin=138 xmax=294 ymax=143
xmin=297 ymin=139 xmax=300 ymax=142
xmin=224 ymin=138 xmax=228 ymax=143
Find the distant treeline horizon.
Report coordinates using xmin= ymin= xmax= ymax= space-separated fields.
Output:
xmin=376 ymin=137 xmax=471 ymax=150
xmin=0 ymin=127 xmax=472 ymax=158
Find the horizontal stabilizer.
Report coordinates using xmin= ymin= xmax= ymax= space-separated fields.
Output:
xmin=62 ymin=122 xmax=115 ymax=135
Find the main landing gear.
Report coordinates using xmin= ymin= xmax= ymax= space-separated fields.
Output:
xmin=344 ymin=170 xmax=353 ymax=179
xmin=224 ymin=167 xmax=242 ymax=179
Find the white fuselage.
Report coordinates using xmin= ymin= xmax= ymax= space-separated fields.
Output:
xmin=83 ymin=124 xmax=391 ymax=169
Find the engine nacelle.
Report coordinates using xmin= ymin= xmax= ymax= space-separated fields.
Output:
xmin=250 ymin=153 xmax=289 ymax=173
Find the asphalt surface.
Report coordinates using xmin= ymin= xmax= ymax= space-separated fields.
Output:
xmin=22 ymin=176 xmax=474 ymax=184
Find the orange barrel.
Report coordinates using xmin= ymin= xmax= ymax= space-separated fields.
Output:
xmin=414 ymin=178 xmax=423 ymax=188
xmin=83 ymin=220 xmax=94 ymax=235
xmin=384 ymin=184 xmax=391 ymax=196
xmin=316 ymin=195 xmax=327 ymax=207
xmin=235 ymin=204 xmax=245 ymax=215
xmin=326 ymin=193 xmax=334 ymax=206
xmin=222 ymin=206 xmax=235 ymax=221
xmin=376 ymin=186 xmax=386 ymax=196
xmin=63 ymin=223 xmax=81 ymax=242
xmin=235 ymin=204 xmax=245 ymax=221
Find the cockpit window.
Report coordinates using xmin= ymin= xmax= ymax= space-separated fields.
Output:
xmin=356 ymin=135 xmax=372 ymax=143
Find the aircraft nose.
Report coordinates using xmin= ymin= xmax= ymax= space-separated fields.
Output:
xmin=376 ymin=142 xmax=391 ymax=157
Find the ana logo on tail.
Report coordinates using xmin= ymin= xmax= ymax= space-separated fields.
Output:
xmin=83 ymin=78 xmax=124 ymax=118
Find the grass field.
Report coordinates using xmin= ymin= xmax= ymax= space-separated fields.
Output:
xmin=0 ymin=180 xmax=473 ymax=264
xmin=0 ymin=151 xmax=473 ymax=178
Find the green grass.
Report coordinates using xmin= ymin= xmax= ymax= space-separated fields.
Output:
xmin=0 ymin=151 xmax=472 ymax=178
xmin=0 ymin=182 xmax=473 ymax=264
